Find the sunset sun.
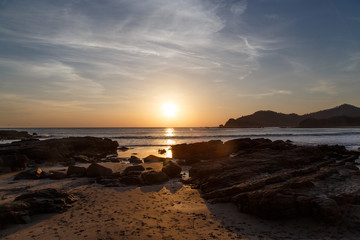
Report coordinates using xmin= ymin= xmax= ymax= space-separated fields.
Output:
xmin=162 ymin=103 xmax=177 ymax=117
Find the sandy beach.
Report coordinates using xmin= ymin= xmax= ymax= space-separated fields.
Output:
xmin=1 ymin=161 xmax=359 ymax=240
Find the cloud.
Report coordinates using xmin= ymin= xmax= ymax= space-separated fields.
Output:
xmin=308 ymin=81 xmax=337 ymax=95
xmin=230 ymin=0 xmax=247 ymax=15
xmin=238 ymin=89 xmax=292 ymax=99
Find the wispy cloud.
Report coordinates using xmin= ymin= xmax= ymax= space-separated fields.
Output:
xmin=238 ymin=89 xmax=292 ymax=99
xmin=308 ymin=81 xmax=337 ymax=95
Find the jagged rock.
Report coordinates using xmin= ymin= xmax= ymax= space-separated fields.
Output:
xmin=182 ymin=138 xmax=360 ymax=222
xmin=87 ymin=163 xmax=113 ymax=177
xmin=143 ymin=155 xmax=167 ymax=163
xmin=67 ymin=165 xmax=87 ymax=177
xmin=141 ymin=171 xmax=169 ymax=185
xmin=162 ymin=160 xmax=181 ymax=178
xmin=128 ymin=155 xmax=142 ymax=164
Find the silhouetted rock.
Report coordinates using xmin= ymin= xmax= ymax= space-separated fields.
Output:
xmin=123 ymin=165 xmax=145 ymax=174
xmin=87 ymin=163 xmax=113 ymax=177
xmin=158 ymin=149 xmax=167 ymax=154
xmin=143 ymin=155 xmax=167 ymax=162
xmin=118 ymin=146 xmax=129 ymax=151
xmin=128 ymin=155 xmax=142 ymax=164
xmin=67 ymin=165 xmax=87 ymax=177
xmin=0 ymin=137 xmax=118 ymax=169
xmin=162 ymin=160 xmax=181 ymax=178
xmin=0 ymin=130 xmax=34 ymax=140
xmin=141 ymin=171 xmax=169 ymax=185
xmin=171 ymin=140 xmax=227 ymax=160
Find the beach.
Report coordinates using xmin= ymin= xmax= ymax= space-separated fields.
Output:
xmin=2 ymin=161 xmax=360 ymax=240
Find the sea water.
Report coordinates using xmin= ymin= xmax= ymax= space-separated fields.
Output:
xmin=1 ymin=127 xmax=360 ymax=158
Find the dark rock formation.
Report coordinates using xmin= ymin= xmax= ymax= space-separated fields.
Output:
xmin=0 ymin=188 xmax=76 ymax=225
xmin=222 ymin=103 xmax=360 ymax=128
xmin=298 ymin=116 xmax=360 ymax=128
xmin=67 ymin=165 xmax=87 ymax=177
xmin=48 ymin=171 xmax=68 ymax=180
xmin=0 ymin=130 xmax=35 ymax=140
xmin=128 ymin=155 xmax=142 ymax=164
xmin=143 ymin=155 xmax=168 ymax=163
xmin=141 ymin=171 xmax=169 ymax=185
xmin=0 ymin=137 xmax=118 ymax=170
xmin=162 ymin=160 xmax=181 ymax=178
xmin=179 ymin=138 xmax=360 ymax=222
xmin=87 ymin=163 xmax=113 ymax=177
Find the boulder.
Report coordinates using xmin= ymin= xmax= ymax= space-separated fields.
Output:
xmin=86 ymin=163 xmax=113 ymax=177
xmin=0 ymin=130 xmax=34 ymax=140
xmin=48 ymin=171 xmax=67 ymax=180
xmin=162 ymin=161 xmax=181 ymax=178
xmin=128 ymin=155 xmax=142 ymax=164
xmin=67 ymin=165 xmax=87 ymax=177
xmin=143 ymin=155 xmax=167 ymax=163
xmin=141 ymin=171 xmax=169 ymax=185
xmin=123 ymin=165 xmax=145 ymax=174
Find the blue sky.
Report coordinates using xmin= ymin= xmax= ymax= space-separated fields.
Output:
xmin=0 ymin=0 xmax=359 ymax=127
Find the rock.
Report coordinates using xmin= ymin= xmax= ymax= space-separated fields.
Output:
xmin=171 ymin=140 xmax=227 ymax=160
xmin=141 ymin=171 xmax=169 ymax=185
xmin=158 ymin=149 xmax=167 ymax=154
xmin=162 ymin=161 xmax=181 ymax=178
xmin=119 ymin=146 xmax=129 ymax=151
xmin=73 ymin=155 xmax=91 ymax=163
xmin=48 ymin=171 xmax=67 ymax=180
xmin=0 ymin=130 xmax=34 ymax=140
xmin=0 ymin=137 xmax=119 ymax=167
xmin=86 ymin=163 xmax=113 ymax=177
xmin=128 ymin=155 xmax=142 ymax=164
xmin=182 ymin=138 xmax=360 ymax=222
xmin=123 ymin=165 xmax=145 ymax=174
xmin=143 ymin=155 xmax=167 ymax=163
xmin=67 ymin=165 xmax=87 ymax=177
xmin=0 ymin=154 xmax=29 ymax=171
xmin=14 ymin=168 xmax=44 ymax=180
xmin=1 ymin=188 xmax=76 ymax=225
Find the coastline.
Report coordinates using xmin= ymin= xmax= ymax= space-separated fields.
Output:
xmin=1 ymin=131 xmax=360 ymax=239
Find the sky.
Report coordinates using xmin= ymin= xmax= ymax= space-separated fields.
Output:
xmin=0 ymin=0 xmax=360 ymax=127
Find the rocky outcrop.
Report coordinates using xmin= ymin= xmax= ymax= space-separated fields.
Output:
xmin=162 ymin=160 xmax=182 ymax=178
xmin=0 ymin=137 xmax=119 ymax=170
xmin=0 ymin=130 xmax=35 ymax=140
xmin=141 ymin=171 xmax=169 ymax=185
xmin=143 ymin=155 xmax=168 ymax=163
xmin=67 ymin=165 xmax=87 ymax=177
xmin=128 ymin=155 xmax=142 ymax=164
xmin=86 ymin=163 xmax=113 ymax=177
xmin=0 ymin=188 xmax=76 ymax=225
xmin=179 ymin=138 xmax=360 ymax=222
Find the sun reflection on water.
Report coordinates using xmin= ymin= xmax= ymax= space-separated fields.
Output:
xmin=165 ymin=128 xmax=174 ymax=137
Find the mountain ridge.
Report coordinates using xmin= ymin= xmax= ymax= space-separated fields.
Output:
xmin=222 ymin=104 xmax=360 ymax=128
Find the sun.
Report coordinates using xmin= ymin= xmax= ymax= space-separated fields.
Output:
xmin=162 ymin=103 xmax=177 ymax=117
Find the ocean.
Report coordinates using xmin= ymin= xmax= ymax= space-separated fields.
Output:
xmin=1 ymin=127 xmax=360 ymax=158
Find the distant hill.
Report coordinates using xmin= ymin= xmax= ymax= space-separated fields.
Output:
xmin=222 ymin=104 xmax=360 ymax=128
xmin=298 ymin=116 xmax=360 ymax=128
